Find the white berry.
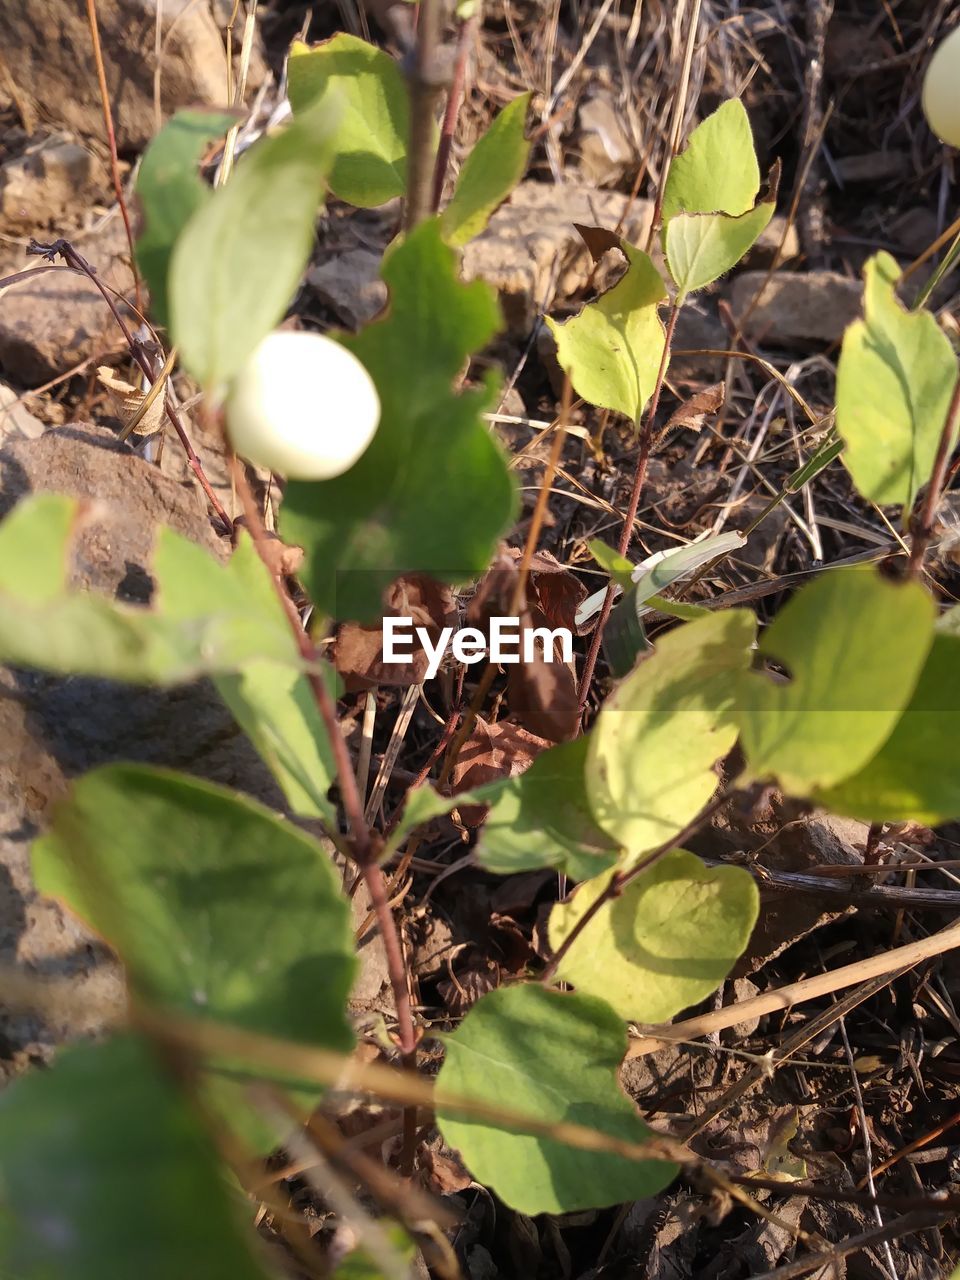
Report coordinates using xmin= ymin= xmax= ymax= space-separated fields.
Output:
xmin=923 ymin=25 xmax=960 ymax=148
xmin=226 ymin=330 xmax=381 ymax=480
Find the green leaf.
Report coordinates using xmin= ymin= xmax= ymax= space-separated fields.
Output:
xmin=170 ymin=99 xmax=337 ymax=388
xmin=587 ymin=609 xmax=756 ymax=863
xmin=660 ymin=99 xmax=777 ymax=299
xmin=441 ymin=93 xmax=531 ymax=246
xmin=0 ymin=498 xmax=311 ymax=672
xmin=661 ymin=99 xmax=760 ymax=225
xmin=817 ymin=635 xmax=960 ymax=823
xmin=153 ymin=531 xmax=338 ymax=822
xmin=0 ymin=490 xmax=72 ymax=603
xmin=32 ymin=765 xmax=356 ymax=1054
xmin=135 ymin=109 xmax=237 ymax=328
xmin=435 ymin=985 xmax=677 ymax=1215
xmin=280 ymin=218 xmax=516 ymax=623
xmin=287 ymin=35 xmax=412 ymax=207
xmin=546 ymin=241 xmax=666 ymax=424
xmin=736 ymin=568 xmax=935 ymax=793
xmin=836 ymin=252 xmax=959 ymax=510
xmin=0 ymin=1035 xmax=269 ymax=1280
xmin=383 ymin=739 xmax=619 ymax=880
xmin=0 ymin=499 xmax=301 ymax=684
xmin=548 ymin=850 xmax=759 ymax=1021
xmin=475 ymin=736 xmax=621 ymax=879
xmin=664 ymin=199 xmax=775 ymax=300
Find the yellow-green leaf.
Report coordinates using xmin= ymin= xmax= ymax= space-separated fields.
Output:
xmin=547 ymin=242 xmax=666 ymax=425
xmin=836 ymin=252 xmax=959 ymax=510
xmin=548 ymin=850 xmax=759 ymax=1021
xmin=441 ymin=93 xmax=531 ymax=246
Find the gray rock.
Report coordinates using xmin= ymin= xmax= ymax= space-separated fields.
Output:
xmin=307 ymin=248 xmax=388 ymax=330
xmin=462 ymin=181 xmax=656 ymax=334
xmin=728 ymin=270 xmax=863 ymax=347
xmin=576 ymin=91 xmax=634 ymax=187
xmin=0 ymin=221 xmax=134 ymax=384
xmin=0 ymin=0 xmax=259 ymax=151
xmin=0 ymin=135 xmax=105 ymax=233
xmin=0 ymin=382 xmax=44 ymax=444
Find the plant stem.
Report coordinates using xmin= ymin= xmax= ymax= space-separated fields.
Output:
xmin=227 ymin=457 xmax=420 ymax=1167
xmin=28 ymin=238 xmax=232 ymax=535
xmin=576 ymin=301 xmax=680 ymax=720
xmin=404 ymin=0 xmax=444 ymax=232
xmin=431 ymin=11 xmax=478 ymax=212
xmin=84 ymin=0 xmax=143 ymax=314
xmin=908 ymin=372 xmax=960 ymax=576
xmin=540 ymin=784 xmax=734 ymax=986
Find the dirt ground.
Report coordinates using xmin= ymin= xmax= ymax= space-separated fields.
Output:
xmin=2 ymin=2 xmax=960 ymax=1277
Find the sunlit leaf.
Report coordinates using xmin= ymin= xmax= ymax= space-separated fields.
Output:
xmin=435 ymin=985 xmax=677 ymax=1214
xmin=154 ymin=532 xmax=338 ymax=823
xmin=441 ymin=93 xmax=531 ymax=246
xmin=548 ymin=850 xmax=758 ymax=1021
xmin=281 ymin=218 xmax=516 ymax=623
xmin=135 ymin=109 xmax=237 ymax=327
xmin=587 ymin=609 xmax=756 ymax=863
xmin=170 ymin=98 xmax=337 ymax=387
xmin=736 ymin=567 xmax=934 ymax=792
xmin=546 ymin=241 xmax=666 ymax=424
xmin=0 ymin=1035 xmax=269 ymax=1280
xmin=836 ymin=252 xmax=958 ymax=510
xmin=288 ymin=34 xmax=412 ymax=207
xmin=661 ymin=99 xmax=777 ymax=299
xmin=0 ymin=497 xmax=299 ymax=683
xmin=661 ymin=99 xmax=760 ymax=225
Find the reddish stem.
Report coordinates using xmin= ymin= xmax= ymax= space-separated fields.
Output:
xmin=431 ymin=14 xmax=478 ymax=212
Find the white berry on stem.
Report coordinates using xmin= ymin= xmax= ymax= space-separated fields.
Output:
xmin=923 ymin=25 xmax=960 ymax=148
xmin=226 ymin=330 xmax=381 ymax=480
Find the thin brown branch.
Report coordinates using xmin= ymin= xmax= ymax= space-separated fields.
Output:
xmin=404 ymin=0 xmax=445 ymax=231
xmin=85 ymin=0 xmax=143 ymax=313
xmin=431 ymin=12 xmax=478 ymax=212
xmin=908 ymin=372 xmax=960 ymax=574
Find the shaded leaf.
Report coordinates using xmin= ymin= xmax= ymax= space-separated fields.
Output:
xmin=280 ymin=218 xmax=516 ymax=623
xmin=0 ymin=1035 xmax=269 ymax=1280
xmin=817 ymin=634 xmax=960 ymax=822
xmin=170 ymin=99 xmax=337 ymax=387
xmin=435 ymin=985 xmax=677 ymax=1214
xmin=664 ymin=191 xmax=776 ymax=301
xmin=135 ymin=109 xmax=237 ymax=327
xmin=546 ymin=241 xmax=666 ymax=424
xmin=736 ymin=567 xmax=934 ymax=793
xmin=442 ymin=93 xmax=531 ymax=246
xmin=475 ymin=735 xmax=620 ymax=879
xmin=836 ymin=252 xmax=958 ymax=510
xmin=548 ymin=850 xmax=758 ymax=1021
xmin=288 ymin=34 xmax=411 ymax=207
xmin=32 ymin=766 xmax=356 ymax=1078
xmin=587 ymin=610 xmax=756 ymax=864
